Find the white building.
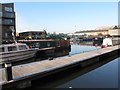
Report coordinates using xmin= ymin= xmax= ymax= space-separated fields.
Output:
xmin=108 ymin=29 xmax=120 ymax=36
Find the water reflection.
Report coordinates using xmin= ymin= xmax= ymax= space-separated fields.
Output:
xmin=72 ymin=40 xmax=102 ymax=47
xmin=30 ymin=54 xmax=119 ymax=89
xmin=70 ymin=41 xmax=100 ymax=55
xmin=12 ymin=41 xmax=119 ymax=89
xmin=14 ymin=41 xmax=99 ymax=66
xmin=56 ymin=57 xmax=119 ymax=88
xmin=72 ymin=41 xmax=94 ymax=46
xmin=70 ymin=44 xmax=99 ymax=55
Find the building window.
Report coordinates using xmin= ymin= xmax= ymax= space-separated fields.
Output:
xmin=3 ymin=32 xmax=12 ymax=38
xmin=8 ymin=33 xmax=13 ymax=38
xmin=9 ymin=26 xmax=14 ymax=30
xmin=0 ymin=12 xmax=2 ymax=17
xmin=5 ymin=13 xmax=14 ymax=18
xmin=5 ymin=7 xmax=13 ymax=12
xmin=3 ymin=26 xmax=14 ymax=31
xmin=4 ymin=19 xmax=13 ymax=24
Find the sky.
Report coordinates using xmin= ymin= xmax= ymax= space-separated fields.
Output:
xmin=11 ymin=2 xmax=118 ymax=33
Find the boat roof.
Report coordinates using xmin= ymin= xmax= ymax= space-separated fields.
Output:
xmin=0 ymin=43 xmax=27 ymax=47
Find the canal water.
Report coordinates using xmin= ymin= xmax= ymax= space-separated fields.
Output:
xmin=55 ymin=57 xmax=119 ymax=88
xmin=14 ymin=41 xmax=100 ymax=65
xmin=69 ymin=42 xmax=99 ymax=55
xmin=23 ymin=41 xmax=119 ymax=89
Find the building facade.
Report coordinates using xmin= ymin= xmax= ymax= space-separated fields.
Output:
xmin=75 ymin=26 xmax=119 ymax=37
xmin=19 ymin=31 xmax=47 ymax=40
xmin=75 ymin=30 xmax=109 ymax=36
xmin=0 ymin=3 xmax=16 ymax=44
xmin=108 ymin=29 xmax=120 ymax=37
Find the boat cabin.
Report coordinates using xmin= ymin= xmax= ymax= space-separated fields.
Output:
xmin=0 ymin=43 xmax=29 ymax=53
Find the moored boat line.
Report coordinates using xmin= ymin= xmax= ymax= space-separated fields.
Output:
xmin=0 ymin=43 xmax=38 ymax=64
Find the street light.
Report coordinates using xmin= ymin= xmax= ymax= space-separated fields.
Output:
xmin=10 ymin=26 xmax=17 ymax=44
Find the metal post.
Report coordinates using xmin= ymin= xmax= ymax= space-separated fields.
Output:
xmin=4 ymin=62 xmax=13 ymax=81
xmin=49 ymin=57 xmax=53 ymax=60
xmin=68 ymin=54 xmax=71 ymax=57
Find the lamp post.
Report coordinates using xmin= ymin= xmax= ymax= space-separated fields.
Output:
xmin=10 ymin=26 xmax=17 ymax=44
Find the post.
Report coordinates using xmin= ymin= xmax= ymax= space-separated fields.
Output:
xmin=49 ymin=57 xmax=53 ymax=60
xmin=4 ymin=61 xmax=13 ymax=81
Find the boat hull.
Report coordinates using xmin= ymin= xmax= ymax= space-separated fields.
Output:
xmin=0 ymin=49 xmax=37 ymax=64
xmin=101 ymin=45 xmax=112 ymax=48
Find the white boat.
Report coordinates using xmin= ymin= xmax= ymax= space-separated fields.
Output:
xmin=0 ymin=43 xmax=38 ymax=64
xmin=101 ymin=36 xmax=113 ymax=48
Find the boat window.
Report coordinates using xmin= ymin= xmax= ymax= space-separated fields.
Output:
xmin=35 ymin=43 xmax=40 ymax=48
xmin=8 ymin=46 xmax=17 ymax=51
xmin=47 ymin=42 xmax=50 ymax=47
xmin=19 ymin=45 xmax=28 ymax=50
xmin=0 ymin=47 xmax=4 ymax=52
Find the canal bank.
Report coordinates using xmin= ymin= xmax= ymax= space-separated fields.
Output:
xmin=31 ymin=54 xmax=119 ymax=89
xmin=1 ymin=45 xmax=119 ymax=89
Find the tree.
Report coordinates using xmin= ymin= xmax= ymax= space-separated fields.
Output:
xmin=98 ymin=33 xmax=102 ymax=36
xmin=113 ymin=25 xmax=118 ymax=29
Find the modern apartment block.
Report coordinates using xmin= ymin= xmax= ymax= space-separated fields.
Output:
xmin=0 ymin=3 xmax=16 ymax=44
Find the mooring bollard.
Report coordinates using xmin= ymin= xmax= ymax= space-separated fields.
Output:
xmin=49 ymin=57 xmax=53 ymax=60
xmin=68 ymin=55 xmax=71 ymax=57
xmin=4 ymin=61 xmax=13 ymax=81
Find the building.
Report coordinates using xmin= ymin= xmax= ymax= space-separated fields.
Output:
xmin=0 ymin=3 xmax=16 ymax=44
xmin=19 ymin=30 xmax=47 ymax=40
xmin=75 ymin=30 xmax=109 ymax=36
xmin=75 ymin=26 xmax=120 ymax=37
xmin=108 ymin=29 xmax=120 ymax=37
xmin=46 ymin=33 xmax=67 ymax=40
